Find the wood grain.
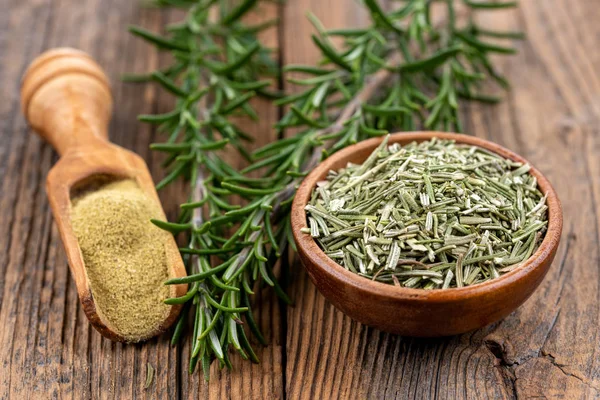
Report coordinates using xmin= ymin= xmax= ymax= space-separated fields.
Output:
xmin=281 ymin=0 xmax=600 ymax=399
xmin=1 ymin=0 xmax=600 ymax=398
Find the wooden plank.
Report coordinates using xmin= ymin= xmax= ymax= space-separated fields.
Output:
xmin=2 ymin=0 xmax=600 ymax=398
xmin=0 ymin=1 xmax=177 ymax=398
xmin=179 ymin=2 xmax=284 ymax=399
xmin=0 ymin=0 xmax=285 ymax=398
xmin=468 ymin=1 xmax=600 ymax=397
xmin=281 ymin=0 xmax=600 ymax=399
xmin=0 ymin=1 xmax=55 ymax=399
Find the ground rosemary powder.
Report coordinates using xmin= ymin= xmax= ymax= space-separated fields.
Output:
xmin=71 ymin=179 xmax=170 ymax=341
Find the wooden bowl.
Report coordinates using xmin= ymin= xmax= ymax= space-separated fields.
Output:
xmin=291 ymin=132 xmax=562 ymax=337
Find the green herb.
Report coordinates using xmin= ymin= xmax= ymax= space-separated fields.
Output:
xmin=128 ymin=0 xmax=523 ymax=379
xmin=145 ymin=363 xmax=155 ymax=389
xmin=305 ymin=137 xmax=547 ymax=289
xmin=129 ymin=0 xmax=284 ymax=380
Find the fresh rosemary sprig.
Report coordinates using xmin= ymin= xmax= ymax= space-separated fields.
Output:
xmin=128 ymin=0 xmax=522 ymax=380
xmin=128 ymin=0 xmax=287 ymax=380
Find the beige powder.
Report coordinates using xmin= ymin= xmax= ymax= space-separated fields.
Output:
xmin=71 ymin=179 xmax=170 ymax=342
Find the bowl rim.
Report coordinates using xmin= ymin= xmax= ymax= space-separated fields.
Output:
xmin=291 ymin=131 xmax=563 ymax=304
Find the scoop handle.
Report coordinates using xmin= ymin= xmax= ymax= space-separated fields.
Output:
xmin=21 ymin=48 xmax=113 ymax=156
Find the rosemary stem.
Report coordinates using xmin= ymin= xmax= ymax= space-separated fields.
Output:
xmin=271 ymin=50 xmax=403 ymax=215
xmin=192 ymin=69 xmax=210 ymax=231
xmin=192 ymin=168 xmax=208 ymax=229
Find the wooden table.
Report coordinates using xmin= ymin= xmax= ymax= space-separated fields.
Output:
xmin=1 ymin=0 xmax=599 ymax=398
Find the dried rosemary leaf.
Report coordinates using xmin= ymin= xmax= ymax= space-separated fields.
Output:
xmin=145 ymin=363 xmax=155 ymax=389
xmin=305 ymin=138 xmax=548 ymax=289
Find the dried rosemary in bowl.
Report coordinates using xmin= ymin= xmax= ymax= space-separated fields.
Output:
xmin=303 ymin=137 xmax=548 ymax=289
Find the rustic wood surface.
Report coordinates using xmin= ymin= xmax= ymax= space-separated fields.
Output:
xmin=0 ymin=0 xmax=599 ymax=399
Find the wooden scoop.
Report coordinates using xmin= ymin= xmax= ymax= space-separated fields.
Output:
xmin=21 ymin=48 xmax=188 ymax=342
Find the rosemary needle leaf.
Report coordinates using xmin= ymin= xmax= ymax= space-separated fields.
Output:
xmin=273 ymin=89 xmax=313 ymax=106
xmin=237 ymin=323 xmax=260 ymax=363
xmin=362 ymin=103 xmax=411 ymax=116
xmin=139 ymin=109 xmax=181 ymax=124
xmin=156 ymin=161 xmax=189 ymax=190
xmin=241 ymin=289 xmax=267 ymax=345
xmin=290 ymin=106 xmax=328 ymax=128
xmin=456 ymin=32 xmax=517 ymax=55
xmin=201 ymin=355 xmax=211 ymax=382
xmin=179 ymin=247 xmax=232 ymax=255
xmin=121 ymin=73 xmax=153 ymax=83
xmin=170 ymin=305 xmax=187 ymax=346
xmin=359 ymin=120 xmax=388 ymax=136
xmin=364 ymin=0 xmax=403 ymax=35
xmin=201 ymin=290 xmax=248 ymax=313
xmin=221 ymin=0 xmax=258 ymax=25
xmin=199 ymin=139 xmax=230 ymax=150
xmin=198 ymin=309 xmax=222 ymax=341
xmin=463 ymin=0 xmax=518 ymax=9
xmin=221 ymin=182 xmax=283 ymax=196
xmin=150 ymin=142 xmax=191 ymax=152
xmin=456 ymin=90 xmax=502 ymax=104
xmin=150 ymin=219 xmax=191 ymax=233
xmin=168 ymin=263 xmax=233 ymax=286
xmin=189 ymin=355 xmax=199 ymax=375
xmin=221 ymin=92 xmax=256 ymax=115
xmin=229 ymin=79 xmax=272 ymax=91
xmin=287 ymin=170 xmax=308 ymax=178
xmin=215 ymin=42 xmax=261 ymax=74
xmin=283 ymin=65 xmax=336 ymax=75
xmin=326 ymin=28 xmax=369 ymax=37
xmin=145 ymin=363 xmax=154 ymax=389
xmin=398 ymin=46 xmax=463 ymax=72
xmin=151 ymin=72 xmax=189 ymax=97
xmin=208 ymin=327 xmax=224 ymax=360
xmin=128 ymin=25 xmax=188 ymax=51
xmin=224 ymin=199 xmax=262 ymax=217
xmin=164 ymin=283 xmax=199 ymax=304
xmin=180 ymin=198 xmax=210 ymax=210
xmin=311 ymin=35 xmax=353 ymax=71
xmin=209 ymin=273 xmax=240 ymax=291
